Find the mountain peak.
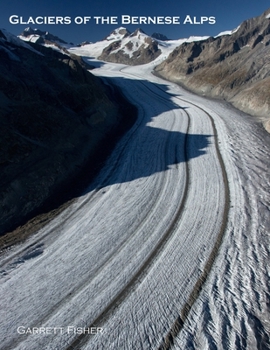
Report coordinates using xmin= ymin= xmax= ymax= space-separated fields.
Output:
xmin=130 ymin=28 xmax=146 ymax=37
xmin=0 ymin=28 xmax=42 ymax=56
xmin=19 ymin=28 xmax=68 ymax=44
xmin=106 ymin=27 xmax=130 ymax=41
xmin=151 ymin=33 xmax=169 ymax=41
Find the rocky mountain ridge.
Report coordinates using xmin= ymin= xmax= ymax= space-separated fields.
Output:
xmin=155 ymin=8 xmax=270 ymax=131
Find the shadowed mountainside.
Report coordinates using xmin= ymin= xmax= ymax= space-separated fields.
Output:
xmin=155 ymin=9 xmax=270 ymax=131
xmin=0 ymin=30 xmax=136 ymax=236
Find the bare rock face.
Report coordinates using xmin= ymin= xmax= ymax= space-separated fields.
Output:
xmin=155 ymin=9 xmax=270 ymax=130
xmin=151 ymin=33 xmax=169 ymax=41
xmin=0 ymin=30 xmax=136 ymax=235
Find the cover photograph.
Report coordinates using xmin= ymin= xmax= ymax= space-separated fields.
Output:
xmin=0 ymin=0 xmax=269 ymax=349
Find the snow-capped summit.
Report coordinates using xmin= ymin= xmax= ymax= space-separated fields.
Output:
xmin=18 ymin=27 xmax=71 ymax=52
xmin=0 ymin=28 xmax=42 ymax=60
xmin=97 ymin=27 xmax=161 ymax=65
xmin=18 ymin=27 xmax=75 ymax=54
xmin=105 ymin=27 xmax=130 ymax=41
xmin=130 ymin=28 xmax=146 ymax=36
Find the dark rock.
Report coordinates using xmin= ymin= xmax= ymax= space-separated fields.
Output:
xmin=78 ymin=41 xmax=91 ymax=46
xmin=151 ymin=33 xmax=169 ymax=41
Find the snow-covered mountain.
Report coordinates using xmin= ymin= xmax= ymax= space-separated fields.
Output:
xmin=17 ymin=25 xmax=209 ymax=65
xmin=0 ymin=28 xmax=42 ymax=58
xmin=69 ymin=27 xmax=209 ymax=65
xmin=104 ymin=26 xmax=130 ymax=41
xmin=16 ymin=26 xmax=212 ymax=67
xmin=19 ymin=27 xmax=68 ymax=44
xmin=18 ymin=27 xmax=72 ymax=53
xmin=98 ymin=28 xmax=161 ymax=65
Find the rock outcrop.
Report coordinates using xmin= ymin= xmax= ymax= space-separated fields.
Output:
xmin=155 ymin=9 xmax=270 ymax=131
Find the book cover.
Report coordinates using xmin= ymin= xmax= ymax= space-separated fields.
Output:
xmin=0 ymin=1 xmax=269 ymax=349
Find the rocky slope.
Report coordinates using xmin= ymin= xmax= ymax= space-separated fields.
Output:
xmin=155 ymin=8 xmax=270 ymax=131
xmin=0 ymin=29 xmax=136 ymax=236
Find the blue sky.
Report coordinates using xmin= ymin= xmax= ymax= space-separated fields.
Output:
xmin=1 ymin=1 xmax=269 ymax=44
